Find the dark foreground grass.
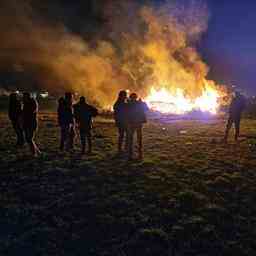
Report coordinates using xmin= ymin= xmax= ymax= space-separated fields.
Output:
xmin=1 ymin=112 xmax=256 ymax=255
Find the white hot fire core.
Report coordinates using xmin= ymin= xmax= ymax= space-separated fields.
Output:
xmin=145 ymin=85 xmax=220 ymax=115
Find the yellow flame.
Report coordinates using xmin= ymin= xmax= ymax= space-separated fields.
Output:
xmin=145 ymin=82 xmax=220 ymax=114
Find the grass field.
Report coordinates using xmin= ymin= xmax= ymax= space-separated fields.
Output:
xmin=1 ymin=112 xmax=256 ymax=255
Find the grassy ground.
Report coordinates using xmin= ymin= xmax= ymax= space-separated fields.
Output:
xmin=1 ymin=112 xmax=256 ymax=255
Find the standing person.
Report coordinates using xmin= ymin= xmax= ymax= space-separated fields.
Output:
xmin=127 ymin=93 xmax=149 ymax=160
xmin=8 ymin=93 xmax=24 ymax=146
xmin=73 ymin=96 xmax=98 ymax=154
xmin=22 ymin=92 xmax=41 ymax=156
xmin=64 ymin=92 xmax=75 ymax=150
xmin=57 ymin=97 xmax=70 ymax=151
xmin=113 ymin=90 xmax=129 ymax=153
xmin=224 ymin=92 xmax=246 ymax=142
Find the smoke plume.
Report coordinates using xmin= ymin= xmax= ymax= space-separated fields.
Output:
xmin=0 ymin=0 xmax=224 ymax=107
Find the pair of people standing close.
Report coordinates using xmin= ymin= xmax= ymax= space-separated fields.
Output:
xmin=114 ymin=90 xmax=148 ymax=160
xmin=8 ymin=92 xmax=40 ymax=156
xmin=57 ymin=93 xmax=98 ymax=154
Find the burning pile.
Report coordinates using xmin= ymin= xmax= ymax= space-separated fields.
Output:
xmin=145 ymin=80 xmax=221 ymax=115
xmin=0 ymin=0 xmax=227 ymax=113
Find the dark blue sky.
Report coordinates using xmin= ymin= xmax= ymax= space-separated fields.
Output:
xmin=201 ymin=0 xmax=256 ymax=94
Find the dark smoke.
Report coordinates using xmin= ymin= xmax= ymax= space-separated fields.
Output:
xmin=0 ymin=0 xmax=225 ymax=108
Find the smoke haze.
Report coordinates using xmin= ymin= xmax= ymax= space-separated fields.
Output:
xmin=0 ymin=0 xmax=224 ymax=107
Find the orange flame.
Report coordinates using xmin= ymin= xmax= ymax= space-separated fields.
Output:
xmin=145 ymin=80 xmax=221 ymax=114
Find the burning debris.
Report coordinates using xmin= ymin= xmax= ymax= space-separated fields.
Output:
xmin=145 ymin=80 xmax=222 ymax=115
xmin=0 ymin=0 xmax=228 ymax=114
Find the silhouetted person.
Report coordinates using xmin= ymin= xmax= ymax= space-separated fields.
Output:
xmin=8 ymin=93 xmax=24 ymax=146
xmin=127 ymin=93 xmax=149 ymax=160
xmin=22 ymin=92 xmax=41 ymax=156
xmin=113 ymin=90 xmax=129 ymax=153
xmin=57 ymin=97 xmax=70 ymax=151
xmin=73 ymin=96 xmax=98 ymax=154
xmin=64 ymin=92 xmax=75 ymax=150
xmin=224 ymin=92 xmax=246 ymax=142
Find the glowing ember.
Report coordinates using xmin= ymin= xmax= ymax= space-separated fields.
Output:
xmin=145 ymin=83 xmax=221 ymax=115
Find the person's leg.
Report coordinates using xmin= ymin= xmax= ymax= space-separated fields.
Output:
xmin=26 ymin=127 xmax=40 ymax=156
xmin=32 ymin=133 xmax=41 ymax=155
xmin=17 ymin=124 xmax=25 ymax=146
xmin=60 ymin=126 xmax=66 ymax=151
xmin=224 ymin=117 xmax=233 ymax=142
xmin=13 ymin=121 xmax=24 ymax=146
xmin=124 ymin=127 xmax=129 ymax=152
xmin=69 ymin=125 xmax=75 ymax=150
xmin=118 ymin=127 xmax=125 ymax=152
xmin=136 ymin=126 xmax=143 ymax=159
xmin=234 ymin=117 xmax=241 ymax=142
xmin=80 ymin=128 xmax=86 ymax=154
xmin=25 ymin=128 xmax=36 ymax=156
xmin=87 ymin=130 xmax=92 ymax=154
xmin=128 ymin=126 xmax=135 ymax=160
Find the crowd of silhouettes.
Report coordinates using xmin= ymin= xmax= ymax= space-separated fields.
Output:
xmin=8 ymin=90 xmax=247 ymax=159
xmin=57 ymin=93 xmax=98 ymax=154
xmin=8 ymin=92 xmax=41 ymax=156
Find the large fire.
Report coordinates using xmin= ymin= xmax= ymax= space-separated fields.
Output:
xmin=145 ymin=80 xmax=221 ymax=115
xmin=1 ymin=0 xmax=229 ymax=111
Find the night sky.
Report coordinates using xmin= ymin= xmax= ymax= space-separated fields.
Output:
xmin=201 ymin=0 xmax=256 ymax=95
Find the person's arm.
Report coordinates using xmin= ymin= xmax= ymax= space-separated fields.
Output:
xmin=242 ymin=97 xmax=247 ymax=110
xmin=57 ymin=108 xmax=61 ymax=126
xmin=143 ymin=102 xmax=149 ymax=112
xmin=113 ymin=101 xmax=119 ymax=112
xmin=90 ymin=106 xmax=98 ymax=117
xmin=229 ymin=99 xmax=235 ymax=114
xmin=73 ymin=106 xmax=79 ymax=123
xmin=32 ymin=99 xmax=38 ymax=114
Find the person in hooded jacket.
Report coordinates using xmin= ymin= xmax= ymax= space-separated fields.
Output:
xmin=113 ymin=90 xmax=129 ymax=153
xmin=57 ymin=97 xmax=71 ymax=151
xmin=127 ymin=93 xmax=149 ymax=160
xmin=224 ymin=92 xmax=246 ymax=142
xmin=64 ymin=92 xmax=75 ymax=150
xmin=73 ymin=96 xmax=98 ymax=154
xmin=22 ymin=92 xmax=41 ymax=156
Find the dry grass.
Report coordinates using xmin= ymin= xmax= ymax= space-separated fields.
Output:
xmin=1 ymin=112 xmax=256 ymax=255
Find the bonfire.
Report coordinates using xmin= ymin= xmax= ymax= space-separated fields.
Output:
xmin=145 ymin=80 xmax=222 ymax=115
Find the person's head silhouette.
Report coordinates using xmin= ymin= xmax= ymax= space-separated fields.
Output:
xmin=79 ymin=96 xmax=86 ymax=104
xmin=23 ymin=92 xmax=31 ymax=103
xmin=118 ymin=90 xmax=127 ymax=101
xmin=129 ymin=93 xmax=138 ymax=102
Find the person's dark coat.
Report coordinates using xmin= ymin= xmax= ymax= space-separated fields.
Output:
xmin=8 ymin=97 xmax=22 ymax=122
xmin=127 ymin=100 xmax=148 ymax=125
xmin=22 ymin=98 xmax=38 ymax=130
xmin=8 ymin=94 xmax=24 ymax=146
xmin=58 ymin=102 xmax=73 ymax=127
xmin=113 ymin=100 xmax=128 ymax=128
xmin=74 ymin=102 xmax=98 ymax=130
xmin=229 ymin=95 xmax=246 ymax=119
